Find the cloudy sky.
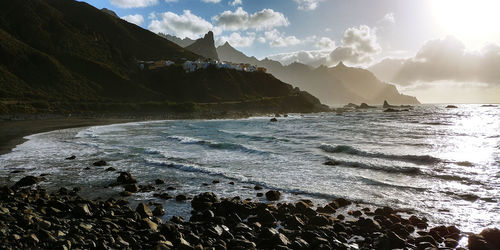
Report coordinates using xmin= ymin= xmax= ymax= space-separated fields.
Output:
xmin=83 ymin=0 xmax=500 ymax=103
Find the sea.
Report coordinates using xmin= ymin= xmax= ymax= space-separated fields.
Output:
xmin=1 ymin=104 xmax=499 ymax=233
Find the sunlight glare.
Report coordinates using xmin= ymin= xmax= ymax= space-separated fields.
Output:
xmin=432 ymin=0 xmax=500 ymax=49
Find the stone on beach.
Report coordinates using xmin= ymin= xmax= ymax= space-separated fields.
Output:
xmin=265 ymin=190 xmax=281 ymax=201
xmin=92 ymin=160 xmax=107 ymax=166
xmin=117 ymin=172 xmax=137 ymax=184
xmin=13 ymin=176 xmax=43 ymax=188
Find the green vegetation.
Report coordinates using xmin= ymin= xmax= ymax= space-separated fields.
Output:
xmin=0 ymin=0 xmax=327 ymax=115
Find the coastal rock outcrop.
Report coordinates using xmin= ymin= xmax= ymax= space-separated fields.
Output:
xmin=117 ymin=172 xmax=137 ymax=184
xmin=1 ymin=178 xmax=495 ymax=250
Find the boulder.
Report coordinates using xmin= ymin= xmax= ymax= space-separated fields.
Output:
xmin=270 ymin=118 xmax=278 ymax=122
xmin=136 ymin=203 xmax=153 ymax=218
xmin=13 ymin=176 xmax=43 ymax=188
xmin=65 ymin=155 xmax=76 ymax=160
xmin=155 ymin=179 xmax=165 ymax=184
xmin=479 ymin=228 xmax=500 ymax=249
xmin=72 ymin=204 xmax=92 ymax=218
xmin=93 ymin=160 xmax=107 ymax=166
xmin=323 ymin=160 xmax=340 ymax=166
xmin=446 ymin=105 xmax=458 ymax=108
xmin=153 ymin=205 xmax=165 ymax=216
xmin=124 ymin=184 xmax=139 ymax=193
xmin=265 ymin=190 xmax=281 ymax=201
xmin=105 ymin=167 xmax=116 ymax=171
xmin=117 ymin=172 xmax=137 ymax=184
xmin=176 ymin=194 xmax=188 ymax=201
xmin=330 ymin=198 xmax=351 ymax=208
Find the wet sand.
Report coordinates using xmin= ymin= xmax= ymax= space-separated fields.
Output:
xmin=0 ymin=117 xmax=135 ymax=155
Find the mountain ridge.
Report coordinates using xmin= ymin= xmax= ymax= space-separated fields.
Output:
xmin=216 ymin=42 xmax=420 ymax=105
xmin=0 ymin=0 xmax=327 ymax=114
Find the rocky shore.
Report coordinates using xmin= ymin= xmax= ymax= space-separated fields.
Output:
xmin=1 ymin=174 xmax=499 ymax=249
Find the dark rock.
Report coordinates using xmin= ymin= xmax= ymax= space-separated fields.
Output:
xmin=229 ymin=239 xmax=257 ymax=250
xmin=13 ymin=176 xmax=43 ymax=187
xmin=446 ymin=105 xmax=458 ymax=108
xmin=167 ymin=186 xmax=176 ymax=190
xmin=176 ymin=194 xmax=188 ymax=201
xmin=105 ymin=167 xmax=116 ymax=171
xmin=323 ymin=160 xmax=340 ymax=166
xmin=256 ymin=193 xmax=263 ymax=197
xmin=265 ymin=190 xmax=281 ymax=201
xmin=294 ymin=201 xmax=316 ymax=218
xmin=136 ymin=203 xmax=153 ymax=218
xmin=117 ymin=172 xmax=137 ymax=184
xmin=229 ymin=181 xmax=235 ymax=185
xmin=387 ymin=231 xmax=406 ymax=248
xmin=330 ymin=198 xmax=351 ymax=208
xmin=344 ymin=103 xmax=359 ymax=108
xmin=444 ymin=238 xmax=458 ymax=248
xmin=383 ymin=100 xmax=395 ymax=108
xmin=285 ymin=215 xmax=305 ymax=229
xmin=383 ymin=108 xmax=400 ymax=112
xmin=415 ymin=235 xmax=436 ymax=246
xmin=192 ymin=192 xmax=218 ymax=211
xmin=309 ymin=215 xmax=329 ymax=227
xmin=316 ymin=204 xmax=336 ymax=214
xmin=468 ymin=234 xmax=491 ymax=250
xmin=124 ymin=184 xmax=139 ymax=192
xmin=93 ymin=160 xmax=107 ymax=166
xmin=270 ymin=118 xmax=278 ymax=122
xmin=254 ymin=185 xmax=263 ymax=190
xmin=120 ymin=191 xmax=132 ymax=197
xmin=479 ymin=228 xmax=500 ymax=249
xmin=153 ymin=205 xmax=165 ymax=216
xmin=357 ymin=103 xmax=376 ymax=109
xmin=65 ymin=155 xmax=76 ymax=160
xmin=155 ymin=179 xmax=165 ymax=184
xmin=72 ymin=204 xmax=92 ymax=218
xmin=212 ymin=179 xmax=220 ymax=184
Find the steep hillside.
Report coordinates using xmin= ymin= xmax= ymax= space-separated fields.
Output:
xmin=185 ymin=31 xmax=219 ymax=60
xmin=217 ymin=42 xmax=419 ymax=105
xmin=0 ymin=0 xmax=326 ymax=114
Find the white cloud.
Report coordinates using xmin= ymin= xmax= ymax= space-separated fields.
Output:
xmin=148 ymin=10 xmax=215 ymax=39
xmin=202 ymin=0 xmax=221 ymax=3
xmin=230 ymin=0 xmax=242 ymax=6
xmin=370 ymin=36 xmax=500 ymax=85
xmin=121 ymin=14 xmax=145 ymax=26
xmin=257 ymin=37 xmax=266 ymax=43
xmin=212 ymin=7 xmax=289 ymax=31
xmin=315 ymin=37 xmax=335 ymax=50
xmin=329 ymin=25 xmax=381 ymax=65
xmin=294 ymin=0 xmax=324 ymax=10
xmin=264 ymin=29 xmax=301 ymax=47
xmin=268 ymin=50 xmax=331 ymax=66
xmin=110 ymin=0 xmax=158 ymax=8
xmin=216 ymin=32 xmax=255 ymax=47
xmin=381 ymin=13 xmax=395 ymax=24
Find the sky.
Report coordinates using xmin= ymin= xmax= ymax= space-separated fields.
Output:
xmin=81 ymin=0 xmax=500 ymax=103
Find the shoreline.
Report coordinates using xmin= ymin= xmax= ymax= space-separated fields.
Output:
xmin=1 ymin=174 xmax=498 ymax=249
xmin=0 ymin=111 xmax=274 ymax=156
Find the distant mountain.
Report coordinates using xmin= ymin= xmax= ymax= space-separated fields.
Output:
xmin=185 ymin=31 xmax=219 ymax=60
xmin=0 ymin=0 xmax=327 ymax=114
xmin=159 ymin=33 xmax=195 ymax=48
xmin=217 ymin=42 xmax=419 ymax=105
xmin=217 ymin=42 xmax=260 ymax=65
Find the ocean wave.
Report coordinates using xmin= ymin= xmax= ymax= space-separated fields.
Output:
xmin=319 ymin=144 xmax=442 ymax=165
xmin=217 ymin=130 xmax=290 ymax=142
xmin=167 ymin=135 xmax=270 ymax=155
xmin=325 ymin=158 xmax=422 ymax=174
xmin=359 ymin=177 xmax=427 ymax=191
